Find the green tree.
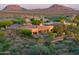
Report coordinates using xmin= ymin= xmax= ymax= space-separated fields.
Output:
xmin=53 ymin=26 xmax=64 ymax=35
xmin=0 ymin=20 xmax=13 ymax=29
xmin=31 ymin=20 xmax=42 ymax=25
xmin=48 ymin=33 xmax=57 ymax=40
xmin=13 ymin=18 xmax=25 ymax=24
xmin=0 ymin=31 xmax=5 ymax=37
xmin=20 ymin=29 xmax=32 ymax=36
xmin=72 ymin=16 xmax=79 ymax=23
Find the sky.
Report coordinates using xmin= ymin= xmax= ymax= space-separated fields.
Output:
xmin=0 ymin=4 xmax=79 ymax=10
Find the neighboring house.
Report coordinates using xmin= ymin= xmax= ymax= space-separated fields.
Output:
xmin=42 ymin=18 xmax=49 ymax=22
xmin=0 ymin=18 xmax=16 ymax=21
xmin=7 ymin=21 xmax=54 ymax=35
xmin=7 ymin=24 xmax=22 ymax=30
xmin=24 ymin=16 xmax=41 ymax=23
xmin=63 ymin=21 xmax=77 ymax=26
xmin=6 ymin=24 xmax=22 ymax=36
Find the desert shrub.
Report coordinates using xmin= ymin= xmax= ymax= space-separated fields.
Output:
xmin=26 ymin=45 xmax=50 ymax=55
xmin=48 ymin=44 xmax=57 ymax=54
xmin=0 ymin=37 xmax=13 ymax=53
xmin=69 ymin=48 xmax=79 ymax=54
xmin=20 ymin=29 xmax=32 ymax=37
xmin=0 ymin=31 xmax=5 ymax=37
xmin=35 ymin=38 xmax=45 ymax=45
xmin=10 ymin=47 xmax=22 ymax=55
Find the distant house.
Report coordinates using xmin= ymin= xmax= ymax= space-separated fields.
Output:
xmin=63 ymin=21 xmax=77 ymax=26
xmin=0 ymin=18 xmax=16 ymax=21
xmin=25 ymin=18 xmax=31 ymax=23
xmin=52 ymin=16 xmax=61 ymax=22
xmin=44 ymin=22 xmax=63 ymax=27
xmin=24 ymin=15 xmax=41 ymax=23
xmin=51 ymin=16 xmax=71 ymax=22
xmin=42 ymin=18 xmax=49 ymax=22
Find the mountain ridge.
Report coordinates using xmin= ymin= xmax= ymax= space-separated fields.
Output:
xmin=2 ymin=4 xmax=79 ymax=16
xmin=3 ymin=5 xmax=27 ymax=11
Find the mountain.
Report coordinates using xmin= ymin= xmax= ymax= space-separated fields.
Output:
xmin=1 ymin=4 xmax=79 ymax=16
xmin=28 ymin=4 xmax=78 ymax=16
xmin=3 ymin=5 xmax=27 ymax=11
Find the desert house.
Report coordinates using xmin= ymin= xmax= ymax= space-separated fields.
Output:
xmin=19 ymin=25 xmax=54 ymax=35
